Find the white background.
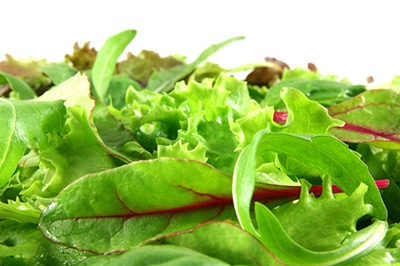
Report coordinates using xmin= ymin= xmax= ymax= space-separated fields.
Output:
xmin=1 ymin=0 xmax=399 ymax=85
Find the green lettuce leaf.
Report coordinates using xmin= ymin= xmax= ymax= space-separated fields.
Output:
xmin=0 ymin=222 xmax=92 ymax=265
xmin=117 ymin=50 xmax=184 ymax=85
xmin=0 ymin=98 xmax=66 ymax=187
xmin=64 ymin=42 xmax=98 ymax=71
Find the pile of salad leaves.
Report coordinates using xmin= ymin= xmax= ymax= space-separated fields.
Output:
xmin=1 ymin=29 xmax=400 ymax=265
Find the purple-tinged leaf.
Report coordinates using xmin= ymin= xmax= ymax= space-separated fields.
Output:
xmin=328 ymin=89 xmax=400 ymax=149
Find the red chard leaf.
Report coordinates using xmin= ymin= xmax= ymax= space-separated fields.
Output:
xmin=37 ymin=158 xmax=378 ymax=254
xmin=328 ymin=89 xmax=400 ymax=149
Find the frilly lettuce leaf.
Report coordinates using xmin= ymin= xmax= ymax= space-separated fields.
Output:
xmin=0 ymin=54 xmax=51 ymax=93
xmin=0 ymin=98 xmax=66 ymax=187
xmin=64 ymin=42 xmax=98 ymax=71
xmin=117 ymin=50 xmax=184 ymax=85
xmin=272 ymin=177 xmax=372 ymax=252
xmin=39 ymin=106 xmax=115 ymax=196
xmin=0 ymin=222 xmax=92 ymax=265
xmin=158 ymin=140 xmax=208 ymax=163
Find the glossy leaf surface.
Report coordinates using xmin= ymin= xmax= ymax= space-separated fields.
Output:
xmin=39 ymin=158 xmax=333 ymax=254
xmin=233 ymin=130 xmax=387 ymax=237
xmin=161 ymin=221 xmax=283 ymax=266
xmin=0 ymin=98 xmax=65 ymax=187
xmin=328 ymin=89 xmax=400 ymax=150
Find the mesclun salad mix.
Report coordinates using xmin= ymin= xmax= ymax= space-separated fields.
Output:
xmin=1 ymin=29 xmax=400 ymax=265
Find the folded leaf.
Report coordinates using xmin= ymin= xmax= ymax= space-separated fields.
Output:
xmin=255 ymin=202 xmax=387 ymax=266
xmin=0 ymin=98 xmax=66 ymax=187
xmin=37 ymin=73 xmax=94 ymax=117
xmin=233 ymin=130 xmax=387 ymax=237
xmin=328 ymin=89 xmax=400 ymax=150
xmin=0 ymin=71 xmax=37 ymax=99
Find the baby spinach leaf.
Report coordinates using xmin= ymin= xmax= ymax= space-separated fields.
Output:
xmin=80 ymin=245 xmax=229 ymax=266
xmin=328 ymin=89 xmax=400 ymax=150
xmin=0 ymin=98 xmax=66 ymax=187
xmin=146 ymin=36 xmax=244 ymax=93
xmin=161 ymin=221 xmax=284 ymax=266
xmin=40 ymin=63 xmax=78 ymax=85
xmin=92 ymin=29 xmax=137 ymax=101
xmin=0 ymin=71 xmax=37 ymax=99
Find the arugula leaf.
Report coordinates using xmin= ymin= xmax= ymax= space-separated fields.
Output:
xmin=92 ymin=29 xmax=137 ymax=101
xmin=146 ymin=36 xmax=244 ymax=93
